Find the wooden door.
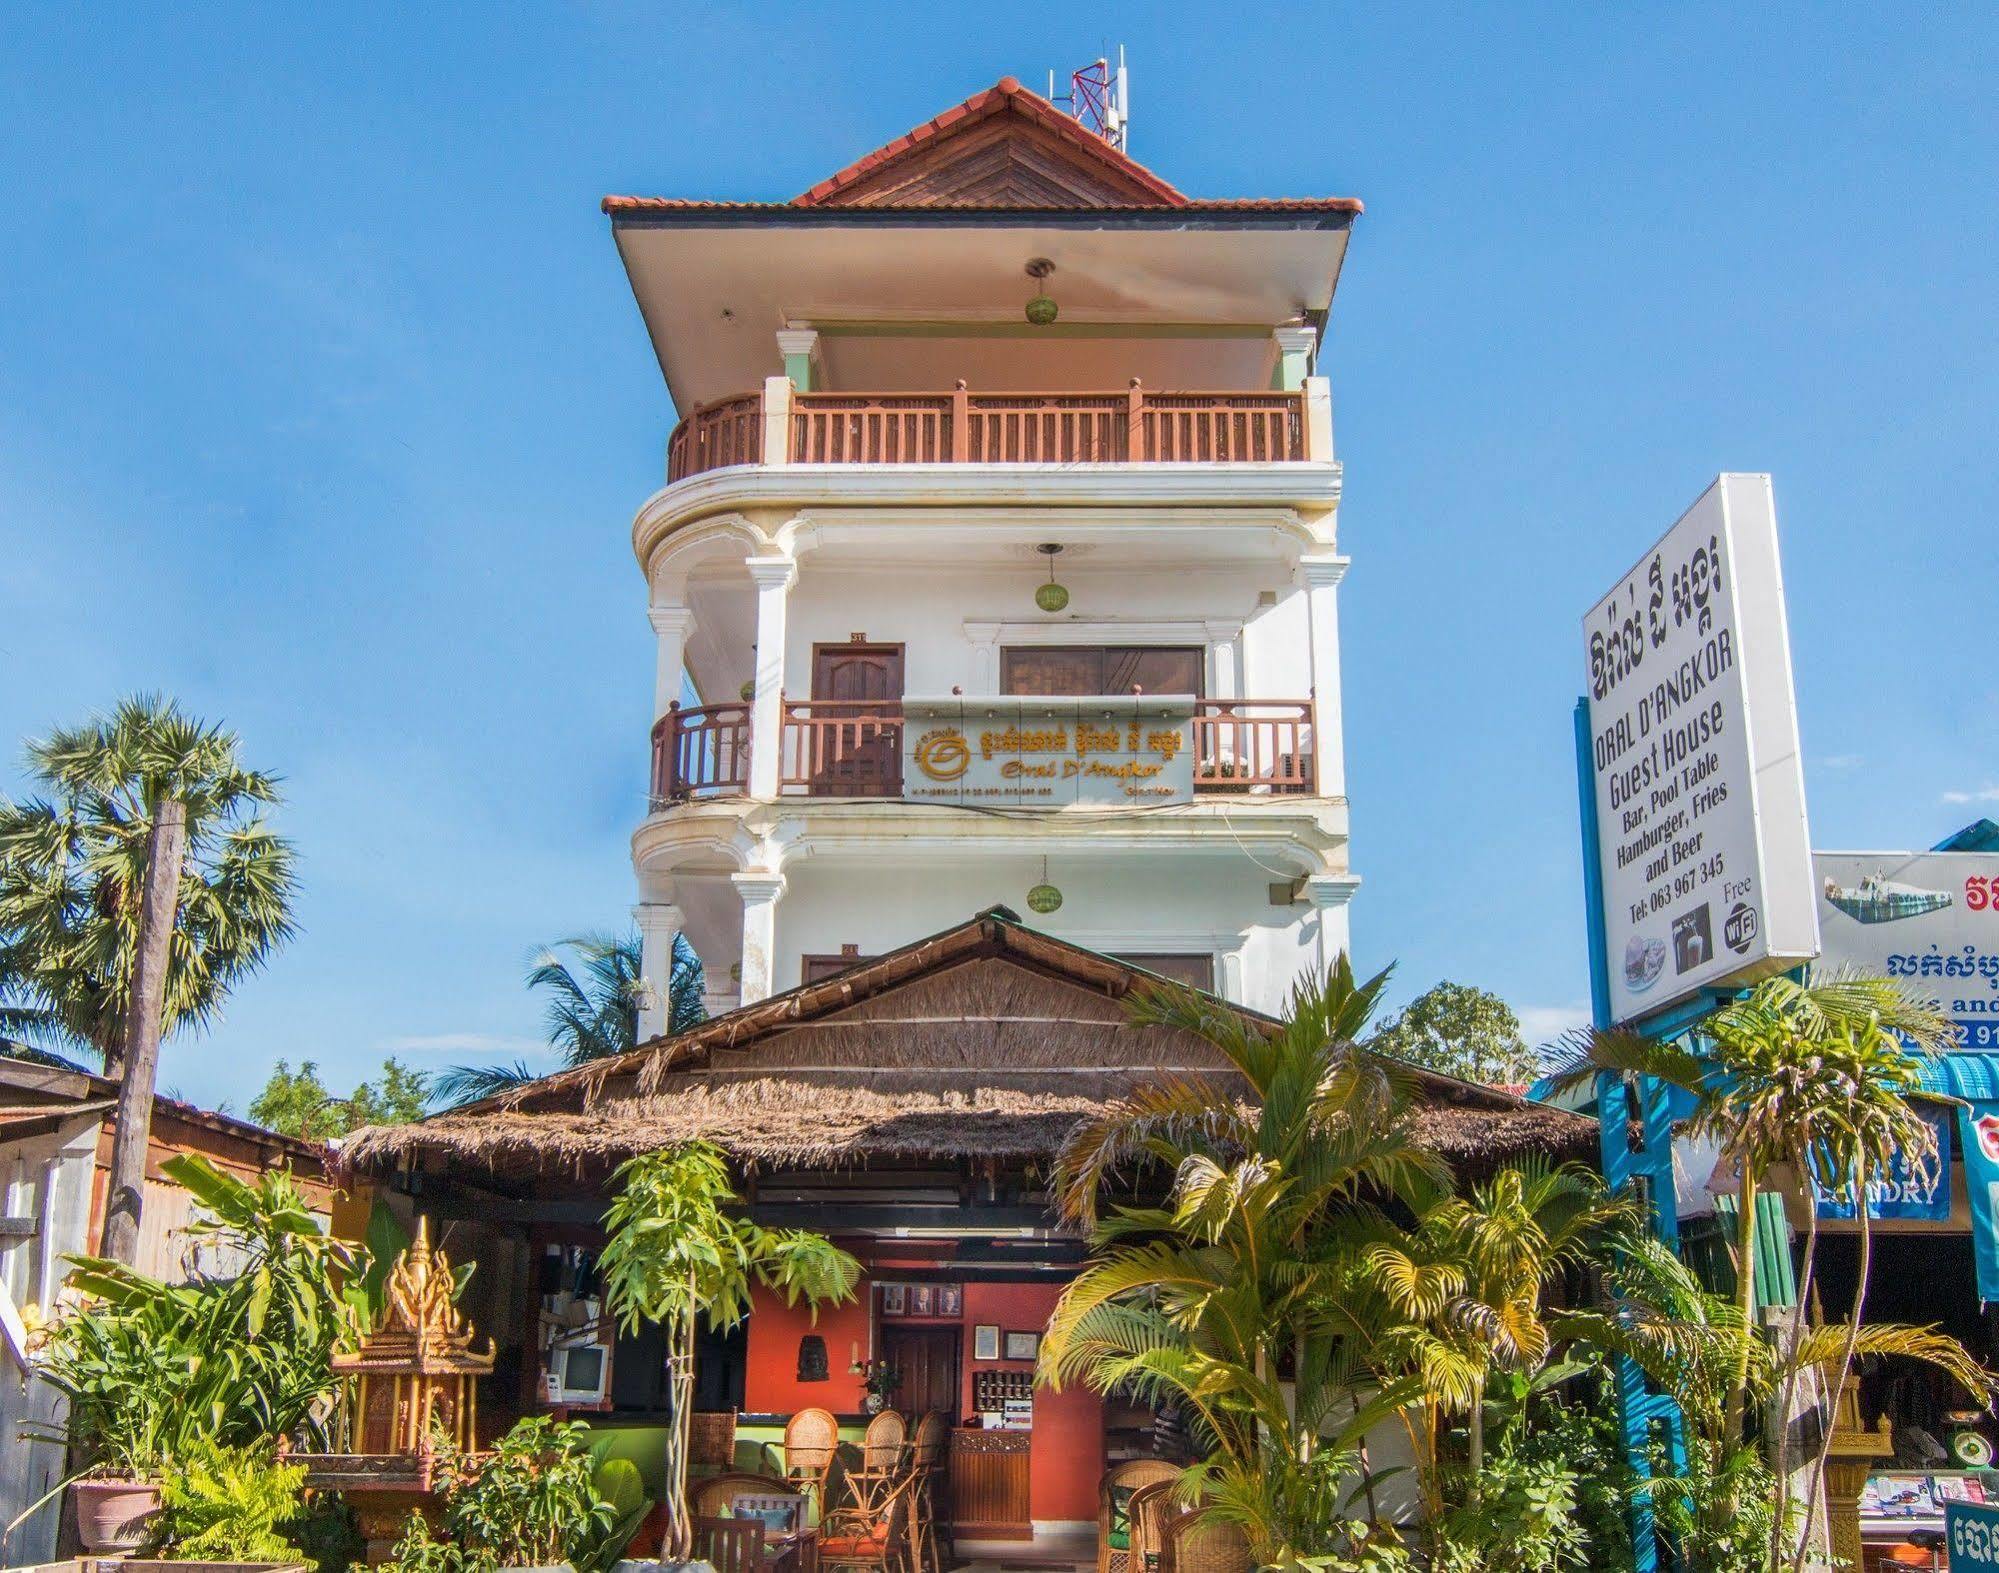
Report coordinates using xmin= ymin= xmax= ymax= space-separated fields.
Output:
xmin=808 ymin=643 xmax=903 ymax=795
xmin=880 ymin=1324 xmax=961 ymax=1419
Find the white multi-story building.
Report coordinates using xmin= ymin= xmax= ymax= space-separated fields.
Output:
xmin=608 ymin=77 xmax=1364 ymax=1031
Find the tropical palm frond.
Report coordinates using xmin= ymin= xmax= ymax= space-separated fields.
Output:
xmin=1791 ymin=1321 xmax=1995 ymax=1400
xmin=1539 ymin=1025 xmax=1709 ymax=1101
xmin=432 ymin=1060 xmax=541 ymax=1108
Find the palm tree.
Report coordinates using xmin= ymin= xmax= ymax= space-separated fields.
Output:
xmin=599 ymin=1142 xmax=858 ymax=1558
xmin=436 ymin=930 xmax=706 ymax=1106
xmin=1041 ymin=957 xmax=1453 ymax=1563
xmin=1546 ymin=971 xmax=1958 ymax=1567
xmin=0 ymin=696 xmax=296 ymax=1074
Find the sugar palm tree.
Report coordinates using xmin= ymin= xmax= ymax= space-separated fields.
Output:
xmin=599 ymin=1142 xmax=858 ymax=1559
xmin=0 ymin=696 xmax=296 ymax=1074
xmin=435 ymin=930 xmax=706 ymax=1106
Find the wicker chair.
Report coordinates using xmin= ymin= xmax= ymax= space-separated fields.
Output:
xmin=1124 ymin=1480 xmax=1179 ymax=1573
xmin=841 ymin=1410 xmax=909 ymax=1521
xmin=906 ymin=1411 xmax=950 ymax=1573
xmin=690 ymin=1409 xmax=740 ymax=1475
xmin=785 ymin=1406 xmax=843 ymax=1523
xmin=821 ymin=1470 xmax=915 ymax=1573
xmin=694 ymin=1471 xmax=797 ymax=1518
xmin=1157 ymin=1511 xmax=1252 ymax=1573
xmin=1098 ymin=1460 xmax=1182 ymax=1573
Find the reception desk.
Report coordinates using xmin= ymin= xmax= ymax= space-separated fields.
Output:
xmin=949 ymin=1428 xmax=1032 ymax=1540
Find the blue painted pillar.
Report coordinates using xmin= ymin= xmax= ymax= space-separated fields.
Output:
xmin=1576 ymin=698 xmax=1688 ymax=1572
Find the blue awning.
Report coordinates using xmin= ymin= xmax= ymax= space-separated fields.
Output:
xmin=1912 ymin=1053 xmax=1999 ymax=1103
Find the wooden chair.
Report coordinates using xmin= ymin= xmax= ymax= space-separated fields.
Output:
xmin=1157 ymin=1511 xmax=1252 ymax=1573
xmin=1098 ymin=1460 xmax=1183 ymax=1573
xmin=1125 ymin=1480 xmax=1179 ymax=1573
xmin=906 ymin=1411 xmax=949 ymax=1573
xmin=695 ymin=1471 xmax=796 ymax=1518
xmin=694 ymin=1514 xmax=767 ymax=1573
xmin=785 ymin=1407 xmax=842 ymax=1523
xmin=691 ymin=1408 xmax=740 ymax=1476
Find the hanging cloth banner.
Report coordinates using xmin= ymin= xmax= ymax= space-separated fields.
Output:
xmin=1813 ymin=1105 xmax=1953 ymax=1222
xmin=1958 ymin=1102 xmax=1999 ymax=1301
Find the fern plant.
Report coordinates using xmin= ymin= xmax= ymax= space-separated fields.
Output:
xmin=156 ymin=1443 xmax=307 ymax=1563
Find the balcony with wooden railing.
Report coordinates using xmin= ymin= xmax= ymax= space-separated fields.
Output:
xmin=649 ymin=697 xmax=1315 ymax=804
xmin=665 ymin=382 xmax=1314 ymax=485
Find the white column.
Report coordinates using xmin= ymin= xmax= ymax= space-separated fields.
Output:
xmin=762 ymin=376 xmax=794 ymax=464
xmin=633 ymin=900 xmax=684 ymax=1041
xmin=964 ymin=622 xmax=1001 ymax=694
xmin=1301 ymin=374 xmax=1334 ymax=462
xmin=648 ymin=605 xmax=695 ymax=722
xmin=1204 ymin=620 xmax=1244 ymax=700
xmin=776 ymin=328 xmax=820 ymax=392
xmin=733 ymin=872 xmax=786 ymax=1004
xmin=1272 ymin=325 xmax=1317 ymax=391
xmin=745 ymin=555 xmax=797 ymax=799
xmin=1301 ymin=873 xmax=1362 ymax=974
xmin=1299 ymin=554 xmax=1350 ymax=798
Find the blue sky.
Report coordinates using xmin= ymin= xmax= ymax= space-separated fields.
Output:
xmin=2 ymin=6 xmax=1993 ymax=1109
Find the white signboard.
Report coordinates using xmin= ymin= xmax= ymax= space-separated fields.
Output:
xmin=900 ymin=694 xmax=1194 ymax=808
xmin=1816 ymin=851 xmax=1999 ymax=1050
xmin=1584 ymin=474 xmax=1819 ymax=1023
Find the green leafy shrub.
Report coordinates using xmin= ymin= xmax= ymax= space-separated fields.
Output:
xmin=377 ymin=1513 xmax=474 ymax=1573
xmin=155 ymin=1442 xmax=307 ymax=1563
xmin=437 ymin=1417 xmax=612 ymax=1568
xmin=569 ymin=1451 xmax=651 ymax=1573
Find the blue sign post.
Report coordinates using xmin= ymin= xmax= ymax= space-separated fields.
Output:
xmin=1574 ymin=698 xmax=1691 ymax=1573
xmin=1946 ymin=1499 xmax=1999 ymax=1569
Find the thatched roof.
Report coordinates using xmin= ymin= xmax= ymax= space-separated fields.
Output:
xmin=343 ymin=909 xmax=1592 ymax=1181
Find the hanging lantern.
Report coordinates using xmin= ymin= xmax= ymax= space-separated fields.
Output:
xmin=1027 ymin=856 xmax=1062 ymax=914
xmin=1024 ymin=257 xmax=1058 ymax=326
xmin=1035 ymin=542 xmax=1069 ymax=612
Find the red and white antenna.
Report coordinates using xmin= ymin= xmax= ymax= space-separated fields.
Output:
xmin=1047 ymin=47 xmax=1129 ymax=152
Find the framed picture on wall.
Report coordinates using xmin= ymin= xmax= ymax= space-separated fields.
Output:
xmin=882 ymin=1284 xmax=906 ymax=1316
xmin=1003 ymin=1330 xmax=1041 ymax=1362
xmin=973 ymin=1324 xmax=1000 ymax=1361
xmin=911 ymin=1285 xmax=934 ymax=1316
xmin=938 ymin=1285 xmax=963 ymax=1316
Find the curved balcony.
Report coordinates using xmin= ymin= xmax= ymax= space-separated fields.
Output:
xmin=649 ymin=697 xmax=1315 ymax=805
xmin=665 ymin=384 xmax=1308 ymax=485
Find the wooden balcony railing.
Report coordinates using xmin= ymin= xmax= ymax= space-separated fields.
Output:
xmin=651 ymin=701 xmax=751 ymax=801
xmin=666 ymin=384 xmax=1307 ymax=483
xmin=651 ymin=697 xmax=1317 ymax=804
xmin=777 ymin=699 xmax=904 ymax=797
xmin=666 ymin=394 xmax=763 ymax=483
xmin=1191 ymin=700 xmax=1314 ymax=794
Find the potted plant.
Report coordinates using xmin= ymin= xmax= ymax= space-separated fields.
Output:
xmin=153 ymin=1440 xmax=311 ymax=1566
xmin=32 ymin=1291 xmax=178 ymax=1551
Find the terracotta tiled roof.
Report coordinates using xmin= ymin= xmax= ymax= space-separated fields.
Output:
xmin=602 ymin=76 xmax=1362 ymax=217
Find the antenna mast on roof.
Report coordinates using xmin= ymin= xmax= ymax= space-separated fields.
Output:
xmin=1047 ymin=47 xmax=1129 ymax=152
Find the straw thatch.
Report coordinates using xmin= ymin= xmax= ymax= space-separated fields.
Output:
xmin=342 ymin=910 xmax=1592 ymax=1181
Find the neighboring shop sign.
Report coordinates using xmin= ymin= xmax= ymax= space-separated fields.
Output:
xmin=1812 ymin=1104 xmax=1952 ymax=1222
xmin=901 ymin=694 xmax=1195 ymax=807
xmin=1948 ymin=1495 xmax=1999 ymax=1568
xmin=1582 ymin=474 xmax=1820 ymax=1024
xmin=1815 ymin=851 xmax=1999 ymax=1050
xmin=1958 ymin=1103 xmax=1999 ymax=1301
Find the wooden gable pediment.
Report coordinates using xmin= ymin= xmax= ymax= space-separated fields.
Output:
xmin=795 ymin=78 xmax=1185 ymax=210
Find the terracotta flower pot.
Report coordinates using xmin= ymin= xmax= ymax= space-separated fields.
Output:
xmin=72 ymin=1476 xmax=161 ymax=1553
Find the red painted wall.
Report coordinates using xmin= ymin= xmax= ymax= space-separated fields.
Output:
xmin=743 ymin=1282 xmax=872 ymax=1414
xmin=962 ymin=1281 xmax=1101 ymax=1523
